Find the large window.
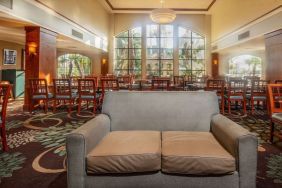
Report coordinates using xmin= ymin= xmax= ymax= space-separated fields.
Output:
xmin=228 ymin=55 xmax=262 ymax=77
xmin=57 ymin=54 xmax=91 ymax=78
xmin=146 ymin=25 xmax=174 ymax=77
xmin=114 ymin=25 xmax=205 ymax=77
xmin=179 ymin=27 xmax=205 ymax=77
xmin=114 ymin=27 xmax=142 ymax=78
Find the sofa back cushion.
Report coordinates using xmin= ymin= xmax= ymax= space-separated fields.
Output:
xmin=102 ymin=91 xmax=219 ymax=131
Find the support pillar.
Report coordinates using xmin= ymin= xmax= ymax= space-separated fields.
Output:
xmin=265 ymin=29 xmax=282 ymax=82
xmin=24 ymin=26 xmax=57 ymax=111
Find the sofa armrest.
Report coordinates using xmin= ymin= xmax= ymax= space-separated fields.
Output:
xmin=211 ymin=114 xmax=257 ymax=188
xmin=66 ymin=114 xmax=111 ymax=188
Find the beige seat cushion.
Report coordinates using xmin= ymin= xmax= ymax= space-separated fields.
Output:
xmin=162 ymin=131 xmax=236 ymax=175
xmin=87 ymin=131 xmax=161 ymax=174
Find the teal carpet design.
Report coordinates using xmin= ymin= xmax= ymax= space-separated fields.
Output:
xmin=0 ymin=100 xmax=281 ymax=188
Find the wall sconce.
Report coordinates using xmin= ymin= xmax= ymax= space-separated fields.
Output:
xmin=102 ymin=58 xmax=107 ymax=65
xmin=213 ymin=60 xmax=218 ymax=65
xmin=28 ymin=42 xmax=37 ymax=56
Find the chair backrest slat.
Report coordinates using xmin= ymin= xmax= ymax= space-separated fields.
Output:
xmin=268 ymin=84 xmax=282 ymax=114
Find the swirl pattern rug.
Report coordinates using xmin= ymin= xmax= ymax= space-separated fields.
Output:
xmin=0 ymin=100 xmax=281 ymax=188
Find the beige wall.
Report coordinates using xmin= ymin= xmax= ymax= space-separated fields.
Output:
xmin=38 ymin=0 xmax=111 ymax=38
xmin=109 ymin=13 xmax=212 ymax=76
xmin=210 ymin=0 xmax=282 ymax=42
xmin=0 ymin=40 xmax=24 ymax=71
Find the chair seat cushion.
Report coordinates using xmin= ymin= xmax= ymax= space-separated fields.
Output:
xmin=87 ymin=131 xmax=161 ymax=174
xmin=229 ymin=96 xmax=244 ymax=100
xmin=162 ymin=131 xmax=236 ymax=175
xmin=253 ymin=96 xmax=266 ymax=100
xmin=272 ymin=113 xmax=282 ymax=123
xmin=32 ymin=93 xmax=53 ymax=99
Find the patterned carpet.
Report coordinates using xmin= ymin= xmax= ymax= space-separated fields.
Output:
xmin=0 ymin=99 xmax=282 ymax=188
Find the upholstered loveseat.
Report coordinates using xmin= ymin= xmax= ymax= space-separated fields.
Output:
xmin=66 ymin=91 xmax=257 ymax=188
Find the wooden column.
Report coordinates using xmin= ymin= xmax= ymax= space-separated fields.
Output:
xmin=211 ymin=53 xmax=219 ymax=78
xmin=265 ymin=29 xmax=282 ymax=82
xmin=24 ymin=27 xmax=57 ymax=111
xmin=101 ymin=53 xmax=109 ymax=76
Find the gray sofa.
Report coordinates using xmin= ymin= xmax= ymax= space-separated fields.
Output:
xmin=66 ymin=91 xmax=257 ymax=188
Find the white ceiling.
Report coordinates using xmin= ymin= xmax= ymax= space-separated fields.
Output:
xmin=107 ymin=0 xmax=215 ymax=10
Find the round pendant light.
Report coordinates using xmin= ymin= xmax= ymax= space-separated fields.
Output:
xmin=150 ymin=0 xmax=176 ymax=24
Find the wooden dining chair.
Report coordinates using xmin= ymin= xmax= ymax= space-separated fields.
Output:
xmin=275 ymin=80 xmax=282 ymax=84
xmin=29 ymin=78 xmax=53 ymax=113
xmin=85 ymin=75 xmax=99 ymax=87
xmin=226 ymin=79 xmax=247 ymax=114
xmin=0 ymin=81 xmax=14 ymax=100
xmin=77 ymin=79 xmax=98 ymax=114
xmin=117 ymin=75 xmax=132 ymax=90
xmin=268 ymin=84 xmax=282 ymax=143
xmin=53 ymin=79 xmax=77 ymax=113
xmin=173 ymin=76 xmax=185 ymax=91
xmin=100 ymin=78 xmax=119 ymax=106
xmin=205 ymin=79 xmax=225 ymax=114
xmin=0 ymin=84 xmax=11 ymax=151
xmin=250 ymin=80 xmax=269 ymax=114
xmin=151 ymin=77 xmax=171 ymax=91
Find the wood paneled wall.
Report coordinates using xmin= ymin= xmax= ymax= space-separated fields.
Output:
xmin=211 ymin=53 xmax=219 ymax=78
xmin=265 ymin=29 xmax=282 ymax=82
xmin=24 ymin=27 xmax=57 ymax=110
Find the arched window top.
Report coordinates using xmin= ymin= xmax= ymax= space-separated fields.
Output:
xmin=228 ymin=55 xmax=262 ymax=77
xmin=178 ymin=26 xmax=205 ymax=39
xmin=57 ymin=54 xmax=91 ymax=78
xmin=116 ymin=27 xmax=142 ymax=38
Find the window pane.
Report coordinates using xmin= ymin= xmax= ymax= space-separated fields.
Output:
xmin=192 ymin=60 xmax=205 ymax=70
xmin=115 ymin=49 xmax=128 ymax=59
xmin=160 ymin=38 xmax=173 ymax=48
xmin=146 ymin=60 xmax=159 ymax=71
xmin=179 ymin=38 xmax=192 ymax=49
xmin=129 ymin=38 xmax=141 ymax=48
xmin=161 ymin=60 xmax=173 ymax=71
xmin=179 ymin=49 xmax=191 ymax=59
xmin=179 ymin=70 xmax=192 ymax=76
xmin=117 ymin=31 xmax=128 ymax=38
xmin=192 ymin=70 xmax=205 ymax=77
xmin=192 ymin=50 xmax=205 ymax=59
xmin=161 ymin=71 xmax=173 ymax=77
xmin=147 ymin=25 xmax=159 ymax=37
xmin=179 ymin=27 xmax=191 ymax=37
xmin=147 ymin=38 xmax=159 ymax=48
xmin=147 ymin=49 xmax=159 ymax=59
xmin=115 ymin=60 xmax=128 ymax=70
xmin=130 ymin=27 xmax=142 ymax=37
xmin=179 ymin=60 xmax=191 ymax=71
xmin=192 ymin=32 xmax=203 ymax=38
xmin=160 ymin=25 xmax=173 ymax=37
xmin=115 ymin=69 xmax=129 ymax=75
xmin=129 ymin=60 xmax=142 ymax=70
xmin=129 ymin=49 xmax=141 ymax=59
xmin=130 ymin=69 xmax=141 ymax=78
xmin=192 ymin=39 xmax=205 ymax=50
xmin=115 ymin=38 xmax=128 ymax=48
xmin=160 ymin=49 xmax=173 ymax=59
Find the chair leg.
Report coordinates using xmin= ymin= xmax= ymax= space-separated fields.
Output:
xmin=53 ymin=99 xmax=56 ymax=113
xmin=44 ymin=100 xmax=48 ymax=113
xmin=270 ymin=120 xmax=274 ymax=143
xmin=78 ymin=99 xmax=81 ymax=114
xmin=93 ymin=99 xmax=96 ymax=114
xmin=251 ymin=98 xmax=254 ymax=114
xmin=68 ymin=100 xmax=73 ymax=113
xmin=1 ymin=126 xmax=8 ymax=151
xmin=228 ymin=99 xmax=231 ymax=114
xmin=243 ymin=100 xmax=247 ymax=115
xmin=221 ymin=100 xmax=225 ymax=115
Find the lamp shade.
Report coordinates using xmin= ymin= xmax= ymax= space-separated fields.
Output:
xmin=150 ymin=8 xmax=176 ymax=24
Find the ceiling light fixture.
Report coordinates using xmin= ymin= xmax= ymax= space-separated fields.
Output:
xmin=150 ymin=0 xmax=176 ymax=24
